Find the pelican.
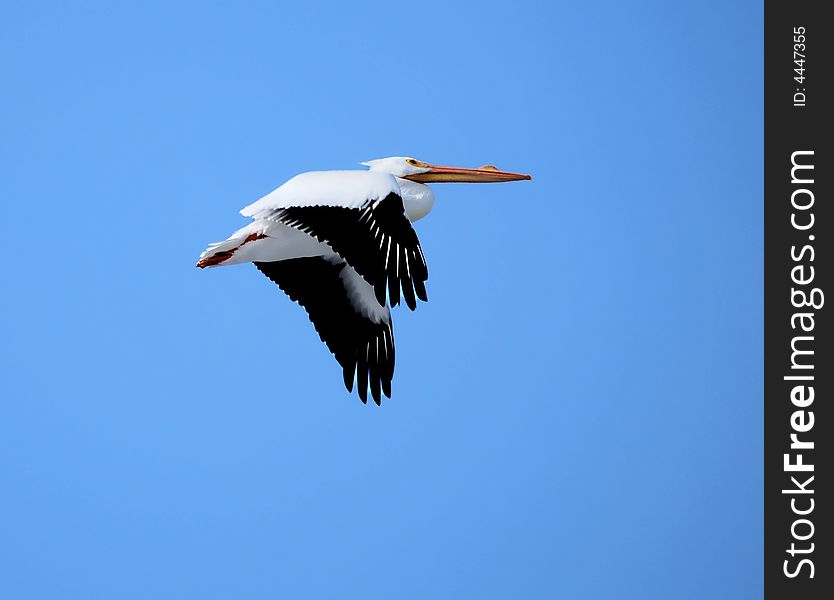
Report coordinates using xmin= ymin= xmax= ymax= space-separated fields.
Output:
xmin=197 ymin=157 xmax=531 ymax=404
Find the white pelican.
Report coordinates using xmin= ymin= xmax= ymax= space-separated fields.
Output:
xmin=197 ymin=157 xmax=531 ymax=404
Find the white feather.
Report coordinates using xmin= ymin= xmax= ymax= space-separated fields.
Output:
xmin=330 ymin=256 xmax=390 ymax=323
xmin=198 ymin=220 xmax=331 ymax=267
xmin=240 ymin=170 xmax=402 ymax=219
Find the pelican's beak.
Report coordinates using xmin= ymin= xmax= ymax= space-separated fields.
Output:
xmin=404 ymin=163 xmax=532 ymax=183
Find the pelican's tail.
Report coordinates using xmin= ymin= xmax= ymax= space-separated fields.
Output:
xmin=196 ymin=223 xmax=267 ymax=268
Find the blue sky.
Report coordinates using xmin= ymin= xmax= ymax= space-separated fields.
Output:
xmin=0 ymin=1 xmax=762 ymax=598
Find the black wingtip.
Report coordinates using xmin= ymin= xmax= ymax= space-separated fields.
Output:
xmin=343 ymin=366 xmax=354 ymax=393
xmin=374 ymin=281 xmax=387 ymax=307
xmin=357 ymin=352 xmax=368 ymax=403
xmin=388 ymin=275 xmax=400 ymax=307
xmin=414 ymin=279 xmax=428 ymax=303
xmin=401 ymin=279 xmax=417 ymax=311
xmin=369 ymin=343 xmax=382 ymax=405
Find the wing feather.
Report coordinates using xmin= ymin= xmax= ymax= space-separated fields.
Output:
xmin=241 ymin=171 xmax=401 ymax=218
xmin=254 ymin=257 xmax=395 ymax=405
xmin=266 ymin=193 xmax=428 ymax=310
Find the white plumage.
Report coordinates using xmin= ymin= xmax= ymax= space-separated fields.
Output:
xmin=241 ymin=170 xmax=401 ymax=217
xmin=198 ymin=156 xmax=530 ymax=404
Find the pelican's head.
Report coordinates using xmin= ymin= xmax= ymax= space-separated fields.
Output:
xmin=362 ymin=156 xmax=532 ymax=183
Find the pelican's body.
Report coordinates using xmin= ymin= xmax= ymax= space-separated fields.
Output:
xmin=198 ymin=157 xmax=530 ymax=404
xmin=199 ymin=169 xmax=434 ymax=268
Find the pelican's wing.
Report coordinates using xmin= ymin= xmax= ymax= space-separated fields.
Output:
xmin=242 ymin=170 xmax=401 ymax=214
xmin=255 ymin=256 xmax=395 ymax=405
xmin=243 ymin=171 xmax=428 ymax=310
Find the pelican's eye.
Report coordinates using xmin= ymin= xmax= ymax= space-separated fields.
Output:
xmin=406 ymin=158 xmax=430 ymax=168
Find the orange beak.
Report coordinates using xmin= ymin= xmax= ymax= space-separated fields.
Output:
xmin=403 ymin=163 xmax=532 ymax=183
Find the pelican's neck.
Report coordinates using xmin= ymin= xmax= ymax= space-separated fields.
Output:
xmin=396 ymin=178 xmax=435 ymax=222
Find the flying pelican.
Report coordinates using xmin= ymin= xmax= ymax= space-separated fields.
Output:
xmin=197 ymin=157 xmax=531 ymax=404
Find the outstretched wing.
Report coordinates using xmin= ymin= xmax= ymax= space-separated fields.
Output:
xmin=242 ymin=171 xmax=428 ymax=310
xmin=254 ymin=257 xmax=395 ymax=405
xmin=273 ymin=193 xmax=428 ymax=310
